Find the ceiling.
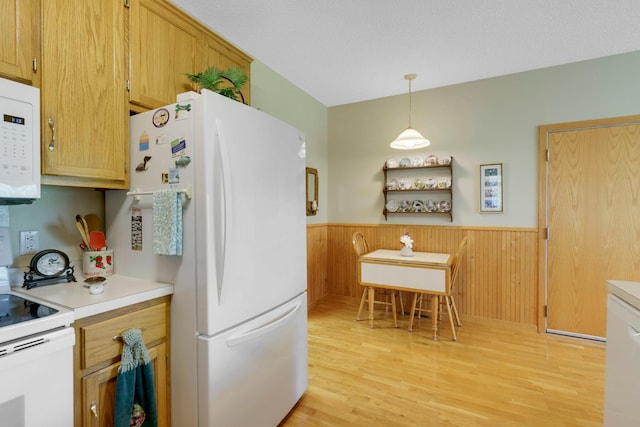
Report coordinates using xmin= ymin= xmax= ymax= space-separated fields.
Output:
xmin=169 ymin=0 xmax=640 ymax=107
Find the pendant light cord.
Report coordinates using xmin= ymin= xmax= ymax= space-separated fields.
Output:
xmin=408 ymin=77 xmax=413 ymax=128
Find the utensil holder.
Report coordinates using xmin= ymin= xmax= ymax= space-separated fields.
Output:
xmin=83 ymin=250 xmax=114 ymax=277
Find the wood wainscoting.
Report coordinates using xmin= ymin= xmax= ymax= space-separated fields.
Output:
xmin=307 ymin=224 xmax=539 ymax=326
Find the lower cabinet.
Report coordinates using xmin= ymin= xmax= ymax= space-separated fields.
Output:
xmin=72 ymin=297 xmax=171 ymax=427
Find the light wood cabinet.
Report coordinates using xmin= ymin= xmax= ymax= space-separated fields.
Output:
xmin=129 ymin=0 xmax=201 ymax=110
xmin=73 ymin=297 xmax=171 ymax=427
xmin=0 ymin=0 xmax=37 ymax=83
xmin=40 ymin=0 xmax=128 ymax=189
xmin=129 ymin=0 xmax=253 ymax=110
xmin=202 ymin=32 xmax=252 ymax=104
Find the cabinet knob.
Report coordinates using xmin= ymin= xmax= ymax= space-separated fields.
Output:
xmin=47 ymin=118 xmax=56 ymax=152
xmin=90 ymin=401 xmax=98 ymax=419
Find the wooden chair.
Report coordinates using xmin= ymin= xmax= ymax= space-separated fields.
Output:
xmin=353 ymin=232 xmax=400 ymax=328
xmin=412 ymin=237 xmax=468 ymax=340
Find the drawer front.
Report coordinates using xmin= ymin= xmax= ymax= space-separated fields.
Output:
xmin=82 ymin=303 xmax=167 ymax=368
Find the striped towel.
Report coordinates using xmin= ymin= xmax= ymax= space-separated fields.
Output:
xmin=152 ymin=189 xmax=183 ymax=256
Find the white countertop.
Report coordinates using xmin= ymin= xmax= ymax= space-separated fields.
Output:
xmin=12 ymin=274 xmax=173 ymax=320
xmin=607 ymin=280 xmax=640 ymax=311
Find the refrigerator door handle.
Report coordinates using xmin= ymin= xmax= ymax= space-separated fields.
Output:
xmin=226 ymin=300 xmax=303 ymax=348
xmin=213 ymin=117 xmax=234 ymax=297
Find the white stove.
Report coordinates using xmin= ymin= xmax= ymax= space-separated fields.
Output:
xmin=0 ymin=289 xmax=73 ymax=345
xmin=0 ymin=270 xmax=75 ymax=427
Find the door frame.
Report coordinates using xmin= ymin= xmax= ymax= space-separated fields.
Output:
xmin=537 ymin=114 xmax=640 ymax=333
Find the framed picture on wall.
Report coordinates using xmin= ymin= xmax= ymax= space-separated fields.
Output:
xmin=480 ymin=163 xmax=503 ymax=213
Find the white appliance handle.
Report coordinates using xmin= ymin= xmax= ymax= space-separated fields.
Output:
xmin=226 ymin=300 xmax=302 ymax=348
xmin=214 ymin=117 xmax=234 ymax=297
xmin=627 ymin=325 xmax=640 ymax=340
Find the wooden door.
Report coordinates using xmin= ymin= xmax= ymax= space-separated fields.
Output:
xmin=41 ymin=0 xmax=128 ymax=188
xmin=541 ymin=117 xmax=640 ymax=338
xmin=129 ymin=0 xmax=200 ymax=109
xmin=82 ymin=344 xmax=168 ymax=427
xmin=0 ymin=0 xmax=36 ymax=83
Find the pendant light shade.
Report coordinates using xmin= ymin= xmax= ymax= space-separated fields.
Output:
xmin=390 ymin=73 xmax=430 ymax=150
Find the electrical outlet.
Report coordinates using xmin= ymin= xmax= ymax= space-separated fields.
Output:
xmin=19 ymin=230 xmax=39 ymax=255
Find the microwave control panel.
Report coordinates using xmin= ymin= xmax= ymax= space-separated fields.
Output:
xmin=0 ymin=78 xmax=40 ymax=200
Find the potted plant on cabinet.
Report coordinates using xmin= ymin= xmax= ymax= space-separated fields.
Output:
xmin=185 ymin=66 xmax=248 ymax=104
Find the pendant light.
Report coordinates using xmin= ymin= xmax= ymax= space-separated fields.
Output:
xmin=390 ymin=73 xmax=430 ymax=150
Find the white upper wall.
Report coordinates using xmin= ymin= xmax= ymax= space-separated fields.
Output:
xmin=328 ymin=51 xmax=640 ymax=227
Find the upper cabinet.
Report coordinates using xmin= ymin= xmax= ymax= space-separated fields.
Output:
xmin=26 ymin=0 xmax=251 ymax=189
xmin=129 ymin=0 xmax=252 ymax=110
xmin=202 ymin=33 xmax=252 ymax=104
xmin=40 ymin=0 xmax=128 ymax=189
xmin=129 ymin=0 xmax=200 ymax=110
xmin=0 ymin=0 xmax=38 ymax=83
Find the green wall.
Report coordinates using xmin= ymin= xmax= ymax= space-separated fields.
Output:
xmin=328 ymin=51 xmax=640 ymax=227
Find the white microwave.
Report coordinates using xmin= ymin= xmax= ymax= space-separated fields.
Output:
xmin=0 ymin=77 xmax=40 ymax=205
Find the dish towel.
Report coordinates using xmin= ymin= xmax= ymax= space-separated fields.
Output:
xmin=152 ymin=189 xmax=183 ymax=256
xmin=114 ymin=329 xmax=158 ymax=427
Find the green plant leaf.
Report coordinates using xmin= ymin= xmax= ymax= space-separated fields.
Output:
xmin=184 ymin=66 xmax=247 ymax=103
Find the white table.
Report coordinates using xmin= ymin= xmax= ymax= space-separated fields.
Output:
xmin=358 ymin=249 xmax=453 ymax=340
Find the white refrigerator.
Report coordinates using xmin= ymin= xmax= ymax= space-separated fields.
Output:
xmin=105 ymin=90 xmax=308 ymax=426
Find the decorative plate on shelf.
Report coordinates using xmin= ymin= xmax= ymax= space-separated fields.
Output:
xmin=386 ymin=158 xmax=398 ymax=168
xmin=425 ymin=200 xmax=438 ymax=212
xmin=398 ymin=178 xmax=412 ymax=190
xmin=399 ymin=157 xmax=411 ymax=167
xmin=411 ymin=200 xmax=425 ymax=212
xmin=398 ymin=200 xmax=411 ymax=212
xmin=385 ymin=178 xmax=399 ymax=190
xmin=438 ymin=156 xmax=452 ymax=165
xmin=386 ymin=200 xmax=398 ymax=212
xmin=438 ymin=200 xmax=451 ymax=212
xmin=425 ymin=178 xmax=437 ymax=189
xmin=411 ymin=157 xmax=424 ymax=167
xmin=438 ymin=177 xmax=451 ymax=188
xmin=414 ymin=177 xmax=425 ymax=189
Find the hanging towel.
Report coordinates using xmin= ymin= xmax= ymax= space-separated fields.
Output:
xmin=152 ymin=189 xmax=183 ymax=256
xmin=114 ymin=329 xmax=158 ymax=427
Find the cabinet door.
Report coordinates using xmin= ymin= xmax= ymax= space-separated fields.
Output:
xmin=0 ymin=0 xmax=36 ymax=82
xmin=82 ymin=343 xmax=168 ymax=427
xmin=202 ymin=33 xmax=252 ymax=104
xmin=129 ymin=0 xmax=200 ymax=109
xmin=40 ymin=0 xmax=128 ymax=188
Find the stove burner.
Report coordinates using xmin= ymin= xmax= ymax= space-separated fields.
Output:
xmin=0 ymin=294 xmax=59 ymax=328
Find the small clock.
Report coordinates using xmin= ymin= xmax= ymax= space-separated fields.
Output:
xmin=23 ymin=249 xmax=76 ymax=289
xmin=152 ymin=108 xmax=170 ymax=128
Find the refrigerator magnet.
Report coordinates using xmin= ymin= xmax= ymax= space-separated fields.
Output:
xmin=138 ymin=131 xmax=149 ymax=151
xmin=152 ymin=108 xmax=170 ymax=128
xmin=135 ymin=156 xmax=152 ymax=172
xmin=175 ymin=103 xmax=191 ymax=120
xmin=169 ymin=168 xmax=180 ymax=184
xmin=175 ymin=155 xmax=191 ymax=167
xmin=171 ymin=138 xmax=187 ymax=157
xmin=131 ymin=208 xmax=142 ymax=251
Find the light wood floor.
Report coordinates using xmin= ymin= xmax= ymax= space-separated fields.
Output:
xmin=280 ymin=295 xmax=606 ymax=427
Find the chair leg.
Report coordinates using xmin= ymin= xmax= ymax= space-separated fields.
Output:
xmin=416 ymin=294 xmax=423 ymax=318
xmin=397 ymin=290 xmax=405 ymax=314
xmin=391 ymin=291 xmax=398 ymax=328
xmin=356 ymin=288 xmax=367 ymax=321
xmin=444 ymin=296 xmax=457 ymax=341
xmin=449 ymin=295 xmax=462 ymax=327
xmin=408 ymin=293 xmax=419 ymax=332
